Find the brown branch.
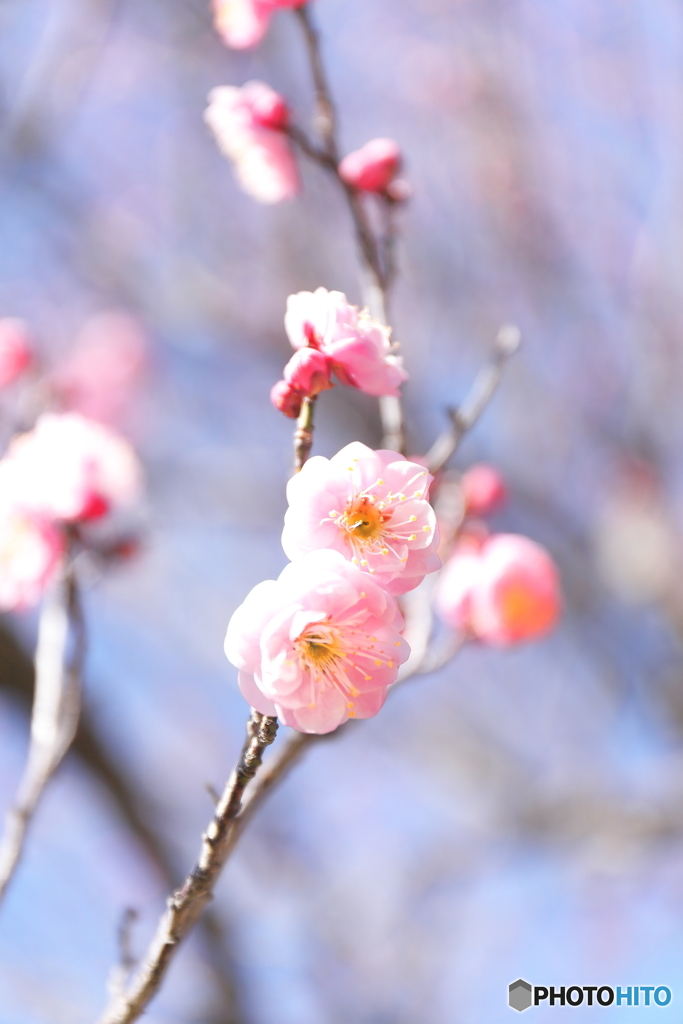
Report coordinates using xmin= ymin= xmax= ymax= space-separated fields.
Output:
xmin=424 ymin=324 xmax=521 ymax=475
xmin=0 ymin=557 xmax=85 ymax=907
xmin=96 ymin=711 xmax=278 ymax=1024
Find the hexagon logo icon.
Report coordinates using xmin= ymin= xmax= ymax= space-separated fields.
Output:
xmin=509 ymin=979 xmax=533 ymax=1012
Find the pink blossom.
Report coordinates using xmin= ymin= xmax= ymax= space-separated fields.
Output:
xmin=213 ymin=0 xmax=303 ymax=50
xmin=53 ymin=311 xmax=147 ymax=424
xmin=283 ymin=347 xmax=333 ymax=396
xmin=0 ymin=465 xmax=63 ymax=610
xmin=225 ymin=549 xmax=409 ymax=734
xmin=284 ymin=287 xmax=408 ymax=397
xmin=435 ymin=533 xmax=561 ymax=646
xmin=0 ymin=318 xmax=33 ymax=388
xmin=461 ymin=464 xmax=507 ymax=517
xmin=282 ymin=442 xmax=440 ymax=595
xmin=270 ymin=379 xmax=302 ymax=419
xmin=205 ymin=83 xmax=299 ymax=204
xmin=5 ymin=413 xmax=142 ymax=524
xmin=338 ymin=138 xmax=402 ymax=193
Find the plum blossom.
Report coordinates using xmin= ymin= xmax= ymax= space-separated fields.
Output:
xmin=205 ymin=82 xmax=299 ymax=204
xmin=225 ymin=549 xmax=409 ymax=734
xmin=4 ymin=413 xmax=142 ymax=524
xmin=461 ymin=464 xmax=507 ymax=518
xmin=338 ymin=138 xmax=402 ymax=193
xmin=282 ymin=442 xmax=440 ymax=595
xmin=0 ymin=464 xmax=63 ymax=610
xmin=435 ymin=533 xmax=561 ymax=646
xmin=53 ymin=311 xmax=147 ymax=424
xmin=213 ymin=0 xmax=304 ymax=50
xmin=284 ymin=287 xmax=408 ymax=397
xmin=0 ymin=318 xmax=33 ymax=388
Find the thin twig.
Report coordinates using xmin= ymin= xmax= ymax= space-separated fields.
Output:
xmin=96 ymin=711 xmax=278 ymax=1024
xmin=0 ymin=555 xmax=85 ymax=907
xmin=424 ymin=324 xmax=521 ymax=475
xmin=293 ymin=395 xmax=317 ymax=472
xmin=291 ymin=3 xmax=404 ymax=452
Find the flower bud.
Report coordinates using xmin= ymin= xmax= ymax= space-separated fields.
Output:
xmin=0 ymin=318 xmax=33 ymax=388
xmin=461 ymin=464 xmax=507 ymax=517
xmin=283 ymin=347 xmax=333 ymax=396
xmin=270 ymin=379 xmax=303 ymax=418
xmin=247 ymin=81 xmax=290 ymax=129
xmin=338 ymin=138 xmax=402 ymax=193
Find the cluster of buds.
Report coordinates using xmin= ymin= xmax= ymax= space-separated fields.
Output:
xmin=436 ymin=465 xmax=561 ymax=645
xmin=271 ymin=286 xmax=408 ymax=417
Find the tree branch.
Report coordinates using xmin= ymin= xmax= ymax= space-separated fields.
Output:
xmin=291 ymin=3 xmax=405 ymax=452
xmin=96 ymin=711 xmax=278 ymax=1024
xmin=0 ymin=556 xmax=85 ymax=907
xmin=0 ymin=621 xmax=247 ymax=1024
xmin=425 ymin=324 xmax=521 ymax=475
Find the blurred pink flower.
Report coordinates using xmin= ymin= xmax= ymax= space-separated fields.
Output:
xmin=461 ymin=464 xmax=507 ymax=517
xmin=213 ymin=0 xmax=303 ymax=50
xmin=225 ymin=549 xmax=409 ymax=734
xmin=283 ymin=347 xmax=333 ymax=396
xmin=205 ymin=82 xmax=299 ymax=204
xmin=0 ymin=318 xmax=33 ymax=388
xmin=338 ymin=138 xmax=402 ymax=193
xmin=284 ymin=287 xmax=408 ymax=397
xmin=435 ymin=533 xmax=561 ymax=645
xmin=0 ymin=466 xmax=63 ymax=610
xmin=270 ymin=379 xmax=303 ymax=418
xmin=5 ymin=413 xmax=142 ymax=524
xmin=282 ymin=442 xmax=440 ymax=595
xmin=54 ymin=311 xmax=147 ymax=424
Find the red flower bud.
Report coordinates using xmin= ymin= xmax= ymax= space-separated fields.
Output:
xmin=338 ymin=138 xmax=402 ymax=193
xmin=270 ymin=379 xmax=303 ymax=419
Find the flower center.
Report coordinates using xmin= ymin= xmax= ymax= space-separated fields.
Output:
xmin=340 ymin=495 xmax=387 ymax=541
xmin=295 ymin=623 xmax=344 ymax=675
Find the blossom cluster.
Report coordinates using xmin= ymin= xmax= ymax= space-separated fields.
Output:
xmin=225 ymin=442 xmax=441 ymax=734
xmin=0 ymin=316 xmax=145 ymax=612
xmin=271 ymin=287 xmax=409 ymax=415
xmin=0 ymin=413 xmax=142 ymax=611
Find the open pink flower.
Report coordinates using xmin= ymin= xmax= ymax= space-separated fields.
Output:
xmin=4 ymin=413 xmax=142 ymax=524
xmin=338 ymin=138 xmax=402 ymax=193
xmin=435 ymin=533 xmax=561 ymax=646
xmin=213 ymin=0 xmax=304 ymax=50
xmin=0 ymin=318 xmax=33 ymax=388
xmin=284 ymin=287 xmax=408 ymax=397
xmin=53 ymin=311 xmax=147 ymax=424
xmin=225 ymin=549 xmax=409 ymax=734
xmin=0 ymin=465 xmax=64 ymax=610
xmin=205 ymin=82 xmax=299 ymax=204
xmin=282 ymin=442 xmax=440 ymax=595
